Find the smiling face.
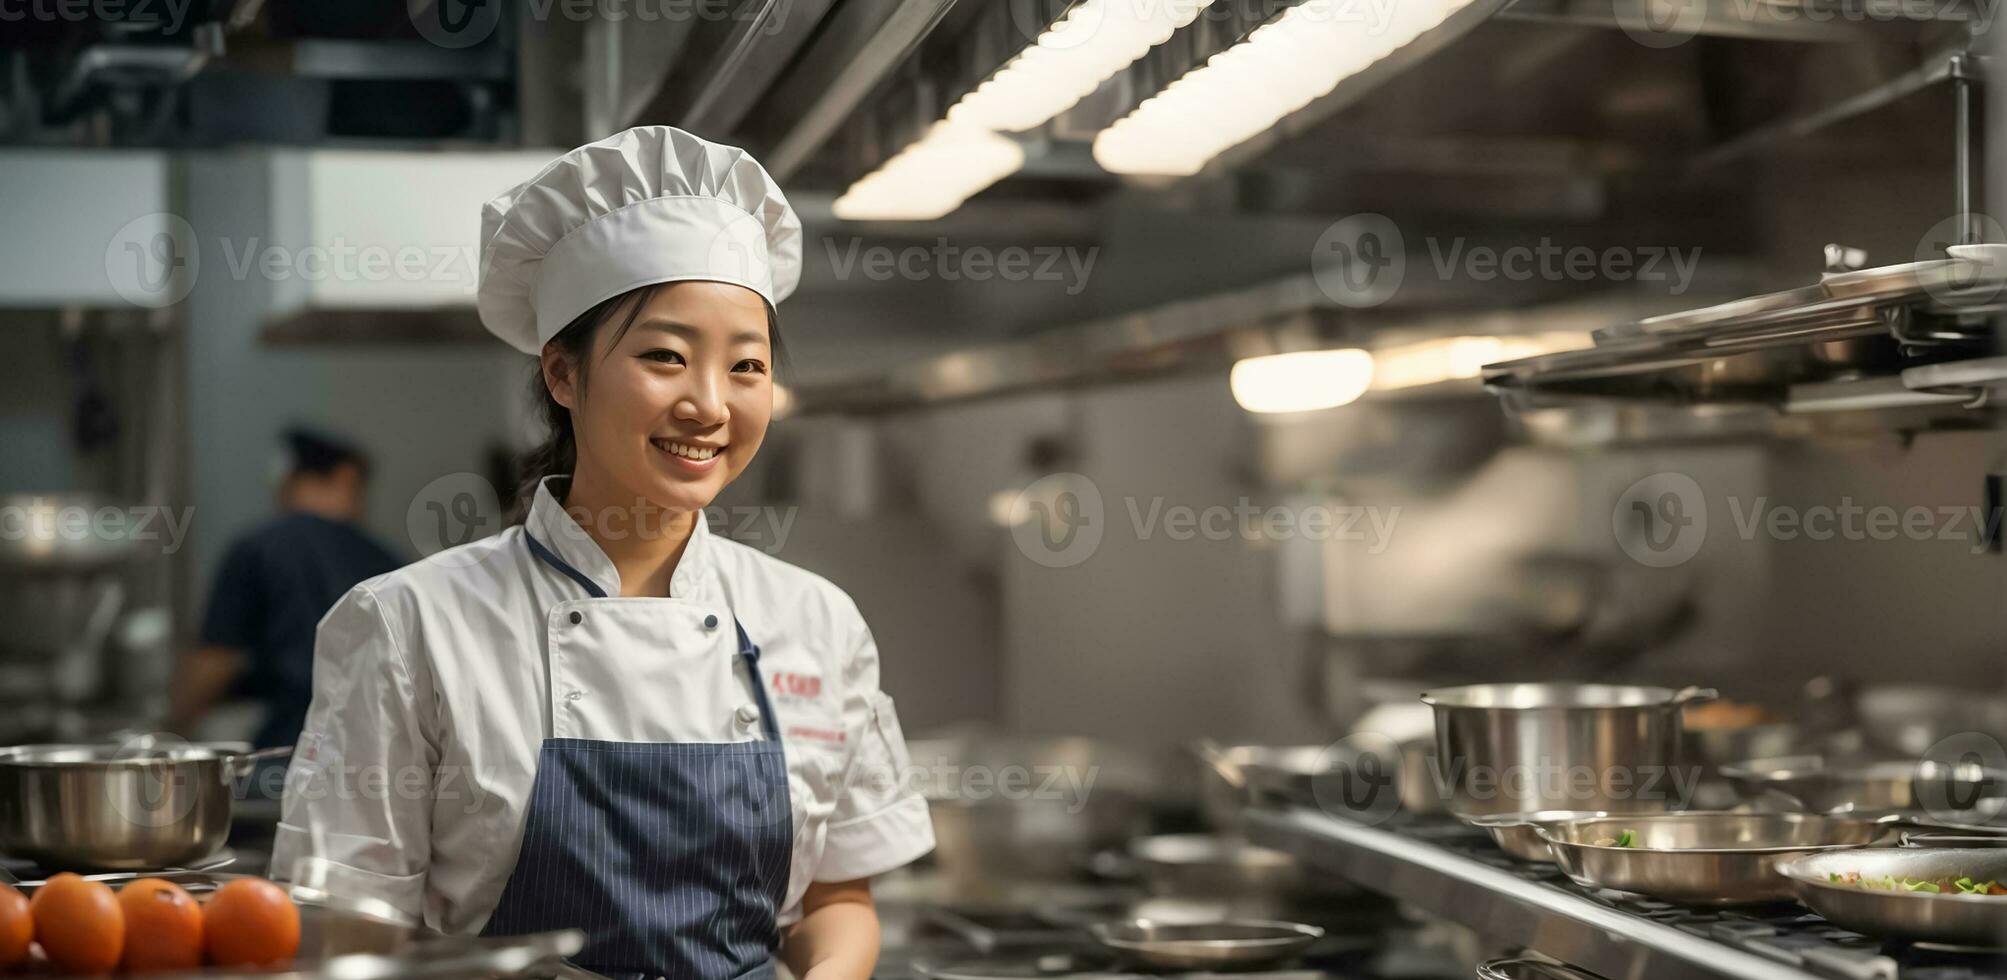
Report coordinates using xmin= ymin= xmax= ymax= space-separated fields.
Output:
xmin=544 ymin=281 xmax=774 ymax=519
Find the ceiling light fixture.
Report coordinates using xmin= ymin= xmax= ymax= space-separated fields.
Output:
xmin=1230 ymin=348 xmax=1376 ymax=414
xmin=831 ymin=122 xmax=1027 ymax=221
xmin=1094 ymin=0 xmax=1476 ymax=177
xmin=834 ymin=0 xmax=1217 ymax=221
xmin=951 ymin=0 xmax=1220 ymax=132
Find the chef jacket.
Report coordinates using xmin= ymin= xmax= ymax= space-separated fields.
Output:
xmin=271 ymin=477 xmax=935 ymax=934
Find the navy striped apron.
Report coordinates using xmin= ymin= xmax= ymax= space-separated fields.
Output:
xmin=481 ymin=533 xmax=794 ymax=980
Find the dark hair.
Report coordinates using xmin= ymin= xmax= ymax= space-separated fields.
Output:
xmin=511 ymin=284 xmax=784 ymax=521
xmin=282 ymin=425 xmax=370 ymax=479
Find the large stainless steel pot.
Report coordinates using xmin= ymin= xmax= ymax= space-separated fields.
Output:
xmin=1421 ymin=684 xmax=1715 ymax=818
xmin=0 ymin=742 xmax=289 ymax=869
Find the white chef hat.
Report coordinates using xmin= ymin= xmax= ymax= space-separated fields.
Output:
xmin=477 ymin=126 xmax=803 ymax=354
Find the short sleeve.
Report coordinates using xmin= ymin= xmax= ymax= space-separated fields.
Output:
xmin=270 ymin=584 xmax=437 ymax=919
xmin=199 ymin=538 xmax=264 ymax=649
xmin=813 ymin=619 xmax=935 ymax=883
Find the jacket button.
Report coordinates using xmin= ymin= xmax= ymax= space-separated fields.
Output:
xmin=703 ymin=614 xmax=719 ymax=630
xmin=568 ymin=611 xmax=583 ymax=626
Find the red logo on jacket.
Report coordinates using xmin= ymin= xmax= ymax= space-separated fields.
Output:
xmin=770 ymin=672 xmax=822 ymax=700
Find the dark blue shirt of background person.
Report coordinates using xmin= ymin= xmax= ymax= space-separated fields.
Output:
xmin=171 ymin=427 xmax=403 ymax=754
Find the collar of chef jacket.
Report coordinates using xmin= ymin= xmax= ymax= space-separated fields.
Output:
xmin=524 ymin=476 xmax=715 ymax=600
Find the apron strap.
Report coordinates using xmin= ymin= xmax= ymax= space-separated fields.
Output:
xmin=735 ymin=622 xmax=783 ymax=743
xmin=524 ymin=532 xmax=608 ymax=599
xmin=525 ymin=531 xmax=783 ymax=742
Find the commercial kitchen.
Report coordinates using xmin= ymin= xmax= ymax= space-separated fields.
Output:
xmin=4 ymin=0 xmax=2007 ymax=977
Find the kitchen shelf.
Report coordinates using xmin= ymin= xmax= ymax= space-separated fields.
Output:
xmin=1480 ymin=257 xmax=2004 ymax=409
xmin=1245 ymin=807 xmax=2007 ymax=980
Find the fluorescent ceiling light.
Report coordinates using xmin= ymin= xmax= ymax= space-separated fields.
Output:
xmin=1094 ymin=0 xmax=1475 ymax=177
xmin=832 ymin=122 xmax=1026 ymax=221
xmin=1230 ymin=348 xmax=1375 ymax=414
xmin=951 ymin=0 xmax=1220 ymax=132
xmin=837 ymin=0 xmax=1216 ymax=221
xmin=1370 ymin=333 xmax=1590 ymax=390
xmin=1230 ymin=334 xmax=1592 ymax=414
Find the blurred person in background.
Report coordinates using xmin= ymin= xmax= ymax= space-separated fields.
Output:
xmin=168 ymin=426 xmax=403 ymax=752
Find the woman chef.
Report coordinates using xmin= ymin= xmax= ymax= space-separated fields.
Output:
xmin=272 ymin=127 xmax=935 ymax=980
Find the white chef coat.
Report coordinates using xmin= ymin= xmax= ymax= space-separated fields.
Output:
xmin=271 ymin=477 xmax=935 ymax=934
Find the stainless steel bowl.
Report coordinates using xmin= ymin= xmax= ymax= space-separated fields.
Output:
xmin=1720 ymin=756 xmax=2007 ymax=816
xmin=0 ymin=742 xmax=288 ymax=869
xmin=1464 ymin=810 xmax=1614 ymax=863
xmin=1537 ymin=812 xmax=1891 ymax=905
xmin=1422 ymin=684 xmax=1714 ymax=818
xmin=1779 ymin=848 xmax=2007 ymax=947
xmin=1089 ymin=919 xmax=1324 ymax=971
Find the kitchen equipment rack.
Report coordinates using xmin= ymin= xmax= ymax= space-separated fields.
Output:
xmin=1246 ymin=807 xmax=2007 ymax=980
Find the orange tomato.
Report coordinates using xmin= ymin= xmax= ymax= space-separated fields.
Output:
xmin=117 ymin=878 xmax=204 ymax=972
xmin=0 ymin=882 xmax=31 ymax=968
xmin=28 ymin=872 xmax=124 ymax=974
xmin=201 ymin=878 xmax=299 ymax=968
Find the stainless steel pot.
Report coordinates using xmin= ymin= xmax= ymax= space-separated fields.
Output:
xmin=1537 ymin=812 xmax=1891 ymax=905
xmin=1777 ymin=847 xmax=2007 ymax=947
xmin=0 ymin=742 xmax=290 ymax=869
xmin=1421 ymin=684 xmax=1715 ymax=818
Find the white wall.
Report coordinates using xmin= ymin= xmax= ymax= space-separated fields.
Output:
xmin=181 ymin=150 xmax=530 ymax=616
xmin=0 ymin=151 xmax=172 ymax=308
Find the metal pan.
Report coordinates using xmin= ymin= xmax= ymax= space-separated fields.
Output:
xmin=1537 ymin=812 xmax=1892 ymax=905
xmin=1719 ymin=756 xmax=2007 ymax=817
xmin=1464 ymin=810 xmax=1612 ymax=863
xmin=1778 ymin=848 xmax=2007 ymax=948
xmin=1088 ymin=919 xmax=1324 ymax=971
xmin=0 ymin=742 xmax=291 ymax=869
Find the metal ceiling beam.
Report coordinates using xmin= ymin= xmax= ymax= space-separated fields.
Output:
xmin=1495 ymin=0 xmax=1871 ymax=42
xmin=650 ymin=0 xmax=837 ymax=136
xmin=758 ymin=0 xmax=961 ymax=180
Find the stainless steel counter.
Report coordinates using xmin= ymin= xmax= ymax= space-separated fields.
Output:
xmin=1245 ymin=808 xmax=2007 ymax=980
